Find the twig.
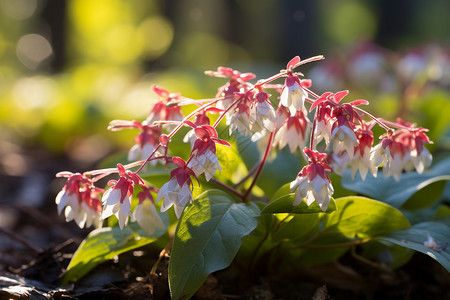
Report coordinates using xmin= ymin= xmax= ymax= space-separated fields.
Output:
xmin=0 ymin=226 xmax=42 ymax=254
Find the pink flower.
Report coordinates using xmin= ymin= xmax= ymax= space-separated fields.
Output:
xmin=371 ymin=120 xmax=432 ymax=180
xmin=108 ymin=120 xmax=162 ymax=164
xmin=274 ymin=108 xmax=310 ymax=153
xmin=186 ymin=125 xmax=230 ymax=181
xmin=290 ymin=148 xmax=334 ymax=212
xmin=183 ymin=107 xmax=222 ymax=147
xmin=205 ymin=66 xmax=255 ymax=110
xmin=101 ymin=164 xmax=144 ymax=228
xmin=55 ymin=172 xmax=102 ymax=228
xmin=146 ymin=85 xmax=184 ymax=125
xmin=157 ymin=157 xmax=196 ymax=218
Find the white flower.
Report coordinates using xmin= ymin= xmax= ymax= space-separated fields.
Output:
xmin=274 ymin=109 xmax=310 ymax=153
xmin=331 ymin=125 xmax=358 ymax=158
xmin=133 ymin=200 xmax=166 ymax=236
xmin=290 ymin=149 xmax=334 ymax=212
xmin=280 ymin=76 xmax=307 ymax=111
xmin=330 ymin=152 xmax=351 ymax=176
xmin=128 ymin=142 xmax=160 ymax=165
xmin=410 ymin=147 xmax=432 ymax=174
xmin=55 ymin=189 xmax=78 ymax=216
xmin=314 ymin=119 xmax=332 ymax=148
xmin=250 ymin=99 xmax=277 ymax=133
xmin=290 ymin=174 xmax=334 ymax=212
xmin=228 ymin=110 xmax=251 ymax=136
xmin=350 ymin=146 xmax=378 ymax=180
xmin=188 ymin=149 xmax=222 ymax=181
xmin=101 ymin=188 xmax=131 ymax=229
xmin=157 ymin=177 xmax=193 ymax=219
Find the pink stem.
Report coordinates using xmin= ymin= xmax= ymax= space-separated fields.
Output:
xmin=212 ymin=95 xmax=242 ymax=128
xmin=243 ymin=124 xmax=276 ymax=200
xmin=210 ymin=178 xmax=245 ymax=200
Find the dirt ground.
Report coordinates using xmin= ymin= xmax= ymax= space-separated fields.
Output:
xmin=1 ymin=146 xmax=449 ymax=299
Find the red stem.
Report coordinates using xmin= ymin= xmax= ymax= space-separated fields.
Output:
xmin=243 ymin=124 xmax=276 ymax=200
xmin=210 ymin=178 xmax=246 ymax=200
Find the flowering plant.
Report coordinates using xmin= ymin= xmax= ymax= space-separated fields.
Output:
xmin=55 ymin=54 xmax=449 ymax=299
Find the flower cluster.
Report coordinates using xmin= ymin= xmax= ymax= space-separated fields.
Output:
xmin=54 ymin=53 xmax=433 ymax=229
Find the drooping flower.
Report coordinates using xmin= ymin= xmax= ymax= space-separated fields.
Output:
xmin=108 ymin=120 xmax=162 ymax=164
xmin=290 ymin=148 xmax=334 ymax=212
xmin=157 ymin=157 xmax=196 ymax=218
xmin=227 ymin=91 xmax=253 ymax=136
xmin=133 ymin=185 xmax=165 ymax=236
xmin=101 ymin=164 xmax=144 ymax=228
xmin=183 ymin=107 xmax=222 ymax=147
xmin=250 ymin=91 xmax=277 ymax=135
xmin=274 ymin=108 xmax=310 ymax=153
xmin=371 ymin=120 xmax=432 ymax=181
xmin=205 ymin=66 xmax=255 ymax=110
xmin=55 ymin=172 xmax=102 ymax=228
xmin=280 ymin=75 xmax=308 ymax=111
xmin=350 ymin=124 xmax=378 ymax=180
xmin=186 ymin=124 xmax=230 ymax=181
xmin=145 ymin=85 xmax=184 ymax=126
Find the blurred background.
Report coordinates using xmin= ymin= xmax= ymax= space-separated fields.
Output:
xmin=0 ymin=0 xmax=449 ymax=266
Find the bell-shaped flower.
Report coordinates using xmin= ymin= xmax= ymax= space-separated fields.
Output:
xmin=250 ymin=91 xmax=277 ymax=133
xmin=280 ymin=75 xmax=307 ymax=111
xmin=55 ymin=172 xmax=102 ymax=228
xmin=290 ymin=148 xmax=334 ymax=212
xmin=157 ymin=157 xmax=196 ymax=218
xmin=274 ymin=108 xmax=310 ymax=153
xmin=228 ymin=92 xmax=253 ymax=136
xmin=183 ymin=107 xmax=222 ymax=147
xmin=101 ymin=164 xmax=144 ymax=229
xmin=371 ymin=120 xmax=433 ymax=181
xmin=205 ymin=66 xmax=255 ymax=111
xmin=133 ymin=185 xmax=165 ymax=236
xmin=186 ymin=125 xmax=230 ymax=181
xmin=108 ymin=120 xmax=162 ymax=164
xmin=350 ymin=126 xmax=377 ymax=180
xmin=330 ymin=106 xmax=358 ymax=158
xmin=146 ymin=85 xmax=184 ymax=126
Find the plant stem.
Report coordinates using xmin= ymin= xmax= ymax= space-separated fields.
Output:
xmin=243 ymin=126 xmax=276 ymax=200
xmin=233 ymin=162 xmax=259 ymax=188
xmin=210 ymin=178 xmax=246 ymax=201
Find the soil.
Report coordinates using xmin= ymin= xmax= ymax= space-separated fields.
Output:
xmin=0 ymin=146 xmax=449 ymax=299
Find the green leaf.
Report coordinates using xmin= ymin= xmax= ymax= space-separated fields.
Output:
xmin=169 ymin=190 xmax=260 ymax=300
xmin=261 ymin=194 xmax=337 ymax=214
xmin=271 ymin=214 xmax=321 ymax=243
xmin=322 ymin=196 xmax=410 ymax=239
xmin=377 ymin=222 xmax=450 ymax=272
xmin=63 ymin=221 xmax=166 ymax=283
xmin=341 ymin=157 xmax=450 ymax=208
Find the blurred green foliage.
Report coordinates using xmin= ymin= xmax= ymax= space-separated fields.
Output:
xmin=0 ymin=0 xmax=448 ymax=164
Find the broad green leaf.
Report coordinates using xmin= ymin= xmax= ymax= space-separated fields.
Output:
xmin=63 ymin=221 xmax=167 ymax=283
xmin=278 ymin=234 xmax=352 ymax=268
xmin=271 ymin=214 xmax=321 ymax=243
xmin=262 ymin=194 xmax=337 ymax=214
xmin=323 ymin=196 xmax=410 ymax=239
xmin=270 ymin=183 xmax=291 ymax=201
xmin=341 ymin=157 xmax=450 ymax=208
xmin=169 ymin=190 xmax=260 ymax=300
xmin=377 ymin=222 xmax=450 ymax=272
